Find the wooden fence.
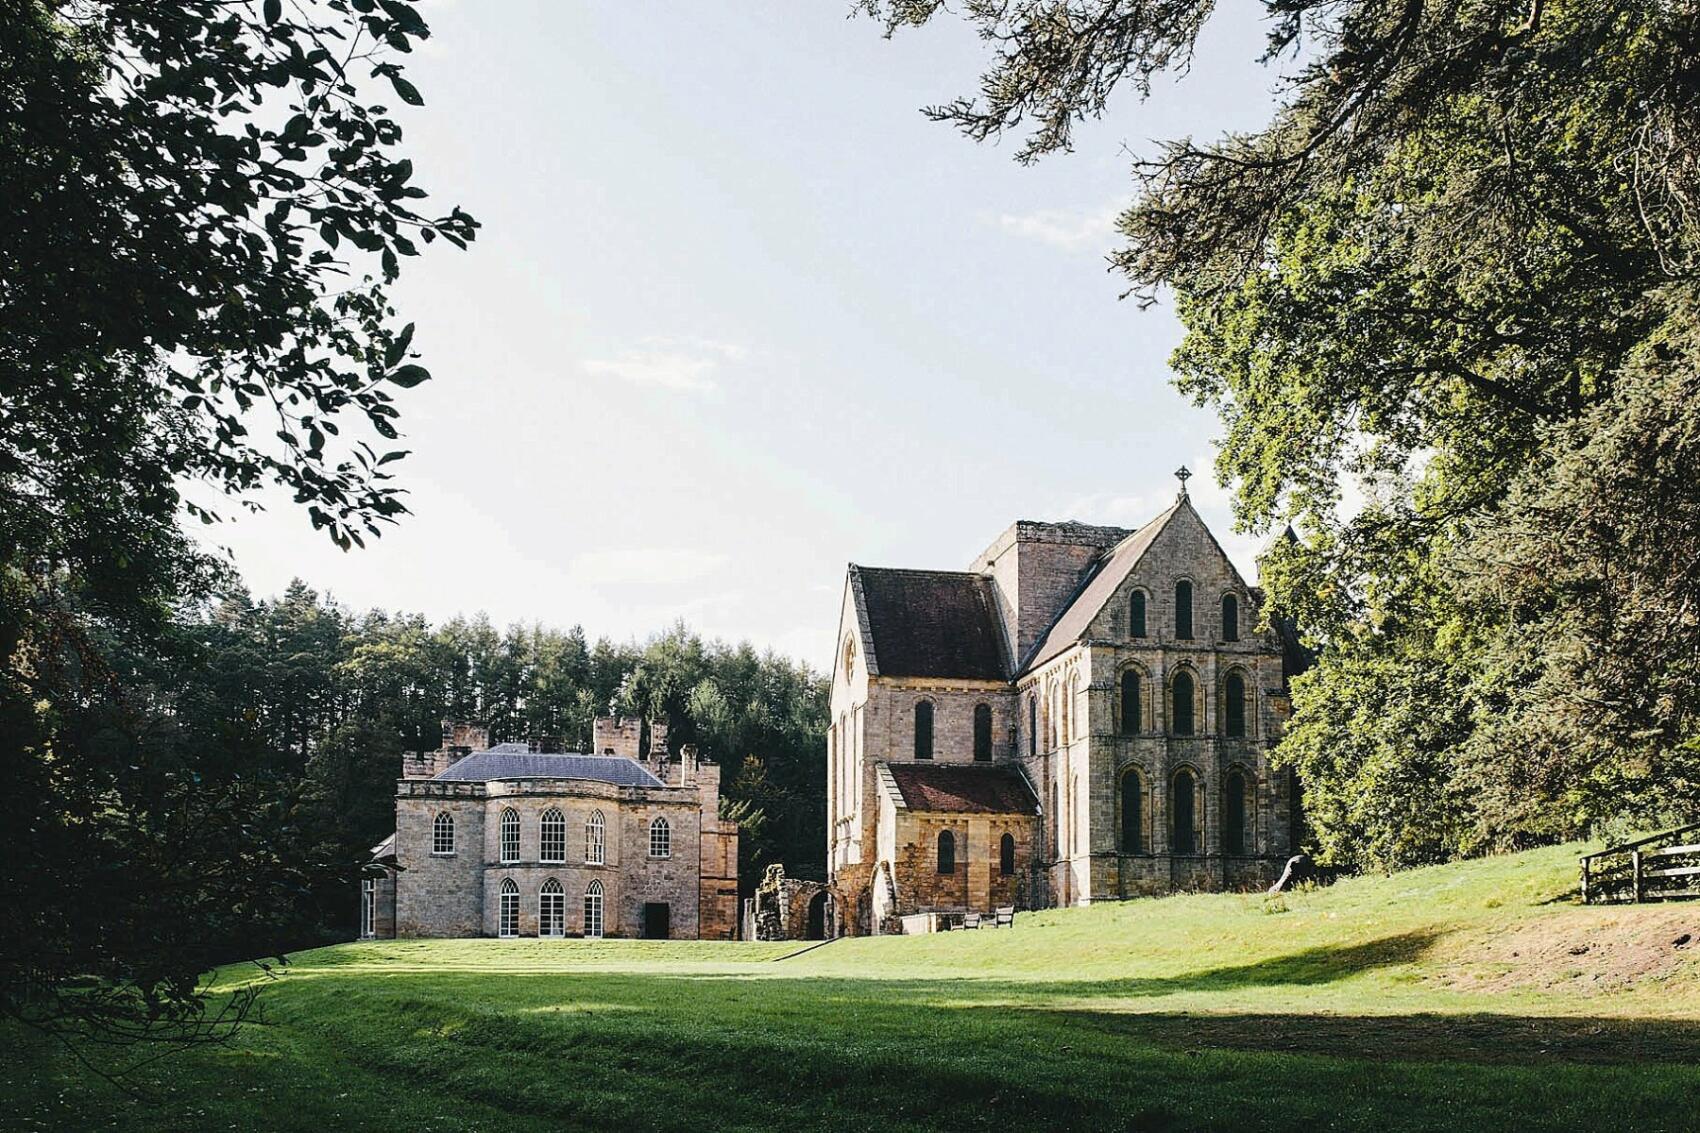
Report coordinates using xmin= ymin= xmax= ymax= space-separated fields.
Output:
xmin=1580 ymin=821 xmax=1700 ymax=904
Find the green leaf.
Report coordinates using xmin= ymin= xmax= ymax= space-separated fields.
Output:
xmin=389 ymin=364 xmax=429 ymax=388
xmin=385 ymin=322 xmax=416 ymax=368
xmin=264 ymin=0 xmax=282 ymax=24
xmin=388 ymin=74 xmax=424 ymax=106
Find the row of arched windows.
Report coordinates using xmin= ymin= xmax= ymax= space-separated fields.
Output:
xmin=934 ymin=830 xmax=1018 ymax=876
xmin=911 ymin=701 xmax=995 ymax=761
xmin=434 ymin=808 xmax=653 ymax=864
xmin=1129 ymin=583 xmax=1241 ymax=643
xmin=1116 ymin=668 xmax=1250 ymax=738
xmin=497 ymin=877 xmax=603 ymax=939
xmin=1117 ymin=766 xmax=1254 ymax=856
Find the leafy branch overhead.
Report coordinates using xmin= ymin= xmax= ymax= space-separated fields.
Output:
xmin=2 ymin=0 xmax=478 ymax=554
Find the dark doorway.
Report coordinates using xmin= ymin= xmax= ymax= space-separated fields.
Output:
xmin=642 ymin=902 xmax=671 ymax=939
xmin=805 ymin=891 xmax=828 ymax=940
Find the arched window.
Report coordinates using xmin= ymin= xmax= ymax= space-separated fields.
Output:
xmin=1027 ymin=695 xmax=1037 ymax=756
xmin=498 ymin=878 xmax=519 ymax=938
xmin=585 ymin=809 xmax=605 ymax=864
xmin=499 ymin=807 xmax=520 ymax=863
xmin=1120 ymin=671 xmax=1140 ymax=735
xmin=649 ymin=816 xmax=671 ymax=858
xmin=1225 ymin=671 xmax=1247 ymax=739
xmin=1225 ymin=768 xmax=1249 ymax=855
xmin=583 ymin=879 xmax=604 ymax=939
xmin=1173 ymin=769 xmax=1199 ymax=854
xmin=539 ymin=878 xmax=564 ymax=938
xmin=1130 ymin=590 xmax=1147 ymax=638
xmin=999 ymin=832 xmax=1016 ymax=876
xmin=973 ymin=703 xmax=993 ymax=762
xmin=936 ymin=830 xmax=956 ymax=875
xmin=1171 ymin=670 xmax=1195 ymax=736
xmin=1120 ymin=768 xmax=1144 ymax=853
xmin=1175 ymin=580 xmax=1194 ymax=639
xmin=914 ymin=700 xmax=934 ymax=760
xmin=539 ymin=807 xmax=565 ymax=864
xmin=1222 ymin=593 xmax=1240 ymax=642
xmin=432 ymin=811 xmax=455 ymax=855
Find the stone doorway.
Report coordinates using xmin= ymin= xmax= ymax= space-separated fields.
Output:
xmin=642 ymin=901 xmax=671 ymax=939
xmin=805 ymin=890 xmax=828 ymax=940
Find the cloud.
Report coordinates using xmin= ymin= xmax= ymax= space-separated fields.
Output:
xmin=990 ymin=203 xmax=1122 ymax=252
xmin=567 ymin=547 xmax=730 ymax=587
xmin=582 ymin=338 xmax=747 ymax=394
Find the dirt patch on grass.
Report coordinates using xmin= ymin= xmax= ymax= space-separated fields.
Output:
xmin=1439 ymin=906 xmax=1700 ymax=994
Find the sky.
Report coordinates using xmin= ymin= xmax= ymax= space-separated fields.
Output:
xmin=201 ymin=2 xmax=1296 ymax=671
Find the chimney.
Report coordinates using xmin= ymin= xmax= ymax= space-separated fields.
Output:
xmin=592 ymin=716 xmax=643 ymax=760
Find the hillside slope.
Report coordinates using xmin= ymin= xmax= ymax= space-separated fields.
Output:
xmin=4 ymin=844 xmax=1697 ymax=1132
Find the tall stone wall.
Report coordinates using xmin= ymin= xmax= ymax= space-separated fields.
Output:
xmin=394 ymin=782 xmax=487 ymax=937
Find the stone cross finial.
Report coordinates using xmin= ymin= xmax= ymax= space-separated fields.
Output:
xmin=1175 ymin=465 xmax=1192 ymax=498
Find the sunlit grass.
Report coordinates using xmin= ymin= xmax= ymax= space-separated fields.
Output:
xmin=5 ymin=843 xmax=1698 ymax=1131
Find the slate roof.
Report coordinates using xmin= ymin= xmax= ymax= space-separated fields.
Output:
xmin=888 ymin=763 xmax=1039 ymax=815
xmin=369 ymin=832 xmax=396 ymax=861
xmin=433 ymin=751 xmax=665 ymax=788
xmin=852 ymin=566 xmax=1008 ymax=680
xmin=1021 ymin=499 xmax=1181 ymax=672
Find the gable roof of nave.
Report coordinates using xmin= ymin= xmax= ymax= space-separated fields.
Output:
xmin=846 ymin=565 xmax=1009 ymax=681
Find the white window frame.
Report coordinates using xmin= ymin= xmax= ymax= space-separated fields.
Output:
xmin=649 ymin=816 xmax=671 ymax=859
xmin=540 ymin=807 xmax=566 ymax=864
xmin=432 ymin=811 xmax=455 ymax=856
xmin=498 ymin=878 xmax=519 ymax=938
xmin=584 ymin=880 xmax=604 ymax=939
xmin=585 ymin=809 xmax=605 ymax=865
xmin=499 ymin=807 xmax=520 ymax=864
xmin=539 ymin=878 xmax=564 ymax=938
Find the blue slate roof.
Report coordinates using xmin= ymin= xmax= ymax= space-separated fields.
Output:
xmin=433 ymin=751 xmax=665 ymax=788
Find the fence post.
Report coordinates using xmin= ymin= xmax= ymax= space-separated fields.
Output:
xmin=1632 ymin=849 xmax=1643 ymax=903
xmin=1580 ymin=858 xmax=1590 ymax=905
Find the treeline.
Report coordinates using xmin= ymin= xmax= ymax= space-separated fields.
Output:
xmin=169 ymin=581 xmax=829 ymax=894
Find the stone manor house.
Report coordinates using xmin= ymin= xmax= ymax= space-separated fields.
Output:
xmin=362 ymin=718 xmax=739 ymax=940
xmin=825 ymin=478 xmax=1304 ymax=935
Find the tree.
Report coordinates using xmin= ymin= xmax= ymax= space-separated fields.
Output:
xmin=862 ymin=0 xmax=1700 ymax=864
xmin=1 ymin=0 xmax=473 ymax=1062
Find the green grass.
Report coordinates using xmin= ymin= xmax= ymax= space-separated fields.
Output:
xmin=5 ymin=843 xmax=1699 ymax=1131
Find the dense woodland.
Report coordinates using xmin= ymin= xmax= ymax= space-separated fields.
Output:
xmin=174 ymin=582 xmax=828 ymax=890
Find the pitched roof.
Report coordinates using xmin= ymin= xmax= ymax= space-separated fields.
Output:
xmin=888 ymin=763 xmax=1039 ymax=815
xmin=433 ymin=751 xmax=665 ymax=788
xmin=1021 ymin=500 xmax=1181 ymax=672
xmin=369 ymin=832 xmax=396 ymax=861
xmin=851 ymin=566 xmax=1008 ymax=680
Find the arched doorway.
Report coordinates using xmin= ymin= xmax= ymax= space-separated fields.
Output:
xmin=806 ymin=890 xmax=828 ymax=940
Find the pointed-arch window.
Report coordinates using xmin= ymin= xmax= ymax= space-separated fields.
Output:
xmin=540 ymin=807 xmax=566 ymax=864
xmin=649 ymin=816 xmax=671 ymax=859
xmin=583 ymin=879 xmax=604 ymax=938
xmin=585 ymin=809 xmax=605 ymax=864
xmin=1130 ymin=590 xmax=1147 ymax=638
xmin=1225 ymin=768 xmax=1249 ymax=855
xmin=973 ymin=703 xmax=993 ymax=762
xmin=1173 ymin=769 xmax=1199 ymax=854
xmin=1120 ymin=671 xmax=1140 ymax=735
xmin=499 ymin=807 xmax=520 ymax=863
xmin=1225 ymin=672 xmax=1247 ymax=739
xmin=1120 ymin=768 xmax=1145 ymax=853
xmin=1175 ymin=580 xmax=1194 ymax=639
xmin=999 ymin=832 xmax=1016 ymax=876
xmin=539 ymin=878 xmax=564 ymax=937
xmin=498 ymin=878 xmax=519 ymax=938
xmin=432 ymin=812 xmax=455 ymax=855
xmin=1222 ymin=593 xmax=1240 ymax=642
xmin=914 ymin=700 xmax=934 ymax=760
xmin=937 ymin=830 xmax=956 ymax=875
xmin=1171 ymin=671 xmax=1195 ymax=736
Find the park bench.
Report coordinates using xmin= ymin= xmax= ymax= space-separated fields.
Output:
xmin=993 ymin=905 xmax=1014 ymax=928
xmin=963 ymin=912 xmax=981 ymax=929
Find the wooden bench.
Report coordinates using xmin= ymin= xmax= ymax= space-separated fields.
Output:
xmin=993 ymin=905 xmax=1015 ymax=928
xmin=962 ymin=912 xmax=982 ymax=929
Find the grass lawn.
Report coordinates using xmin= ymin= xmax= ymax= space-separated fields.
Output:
xmin=4 ymin=843 xmax=1698 ymax=1131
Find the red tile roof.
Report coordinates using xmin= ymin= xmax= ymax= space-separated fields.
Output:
xmin=889 ymin=763 xmax=1039 ymax=815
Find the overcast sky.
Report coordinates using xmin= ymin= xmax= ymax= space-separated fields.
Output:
xmin=201 ymin=2 xmax=1293 ymax=670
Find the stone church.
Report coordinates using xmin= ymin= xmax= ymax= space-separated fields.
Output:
xmin=826 ymin=476 xmax=1303 ymax=934
xmin=361 ymin=718 xmax=739 ymax=941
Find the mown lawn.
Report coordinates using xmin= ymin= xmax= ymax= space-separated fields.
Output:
xmin=4 ymin=844 xmax=1698 ymax=1131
